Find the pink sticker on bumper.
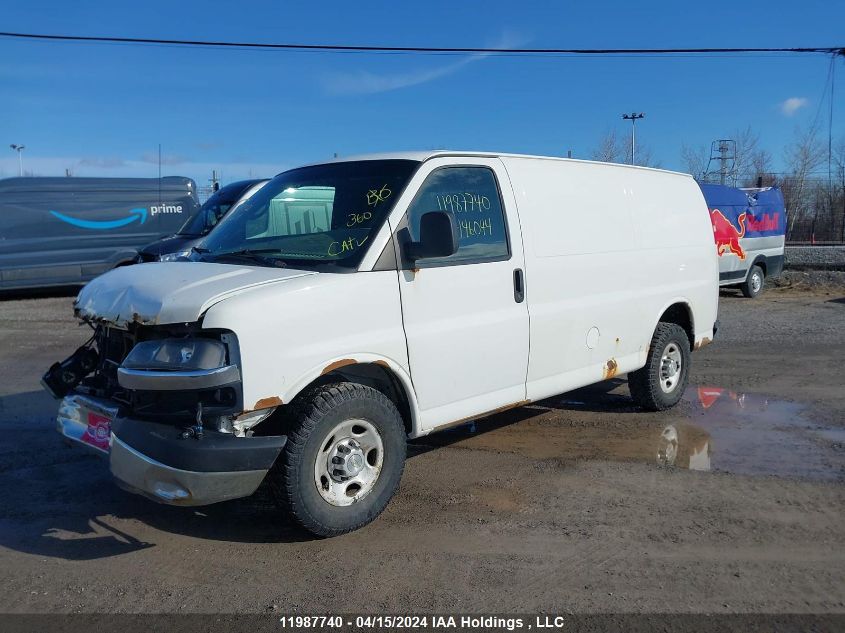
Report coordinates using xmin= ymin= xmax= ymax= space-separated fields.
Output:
xmin=81 ymin=412 xmax=111 ymax=451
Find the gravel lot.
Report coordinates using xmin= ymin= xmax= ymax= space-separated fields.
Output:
xmin=0 ymin=281 xmax=843 ymax=616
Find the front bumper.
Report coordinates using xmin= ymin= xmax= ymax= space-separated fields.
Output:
xmin=110 ymin=435 xmax=270 ymax=505
xmin=56 ymin=394 xmax=287 ymax=506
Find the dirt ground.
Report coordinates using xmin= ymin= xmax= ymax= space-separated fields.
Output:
xmin=0 ymin=281 xmax=843 ymax=616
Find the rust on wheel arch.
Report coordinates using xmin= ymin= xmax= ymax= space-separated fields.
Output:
xmin=253 ymin=396 xmax=284 ymax=410
xmin=693 ymin=337 xmax=712 ymax=351
xmin=321 ymin=358 xmax=358 ymax=375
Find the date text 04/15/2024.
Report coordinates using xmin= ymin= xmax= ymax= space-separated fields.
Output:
xmin=277 ymin=615 xmax=567 ymax=629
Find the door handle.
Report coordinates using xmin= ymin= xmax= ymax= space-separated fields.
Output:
xmin=513 ymin=268 xmax=525 ymax=303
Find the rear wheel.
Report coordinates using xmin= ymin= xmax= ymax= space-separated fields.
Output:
xmin=628 ymin=323 xmax=691 ymax=411
xmin=269 ymin=382 xmax=406 ymax=537
xmin=741 ymin=265 xmax=764 ymax=298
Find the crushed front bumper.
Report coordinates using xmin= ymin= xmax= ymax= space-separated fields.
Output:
xmin=56 ymin=394 xmax=287 ymax=506
xmin=110 ymin=435 xmax=270 ymax=505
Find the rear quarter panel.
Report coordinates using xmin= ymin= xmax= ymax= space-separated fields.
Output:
xmin=625 ymin=169 xmax=719 ymax=347
xmin=501 ymin=157 xmax=717 ymax=402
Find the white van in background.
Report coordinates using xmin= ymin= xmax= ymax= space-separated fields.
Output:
xmin=44 ymin=152 xmax=719 ymax=536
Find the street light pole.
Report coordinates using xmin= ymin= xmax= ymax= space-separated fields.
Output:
xmin=621 ymin=113 xmax=644 ymax=165
xmin=9 ymin=144 xmax=25 ymax=176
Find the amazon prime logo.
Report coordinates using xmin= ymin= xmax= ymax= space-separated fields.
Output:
xmin=150 ymin=204 xmax=183 ymax=216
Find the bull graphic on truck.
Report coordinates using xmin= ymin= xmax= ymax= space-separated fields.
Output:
xmin=710 ymin=209 xmax=747 ymax=260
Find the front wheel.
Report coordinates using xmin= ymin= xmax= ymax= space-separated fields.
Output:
xmin=741 ymin=265 xmax=765 ymax=298
xmin=269 ymin=382 xmax=406 ymax=537
xmin=628 ymin=323 xmax=691 ymax=411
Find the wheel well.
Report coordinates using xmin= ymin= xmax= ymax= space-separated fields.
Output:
xmin=659 ymin=303 xmax=694 ymax=350
xmin=752 ymin=257 xmax=767 ymax=276
xmin=307 ymin=363 xmax=413 ymax=436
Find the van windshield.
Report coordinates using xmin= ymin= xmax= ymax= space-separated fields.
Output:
xmin=178 ymin=187 xmax=245 ymax=236
xmin=200 ymin=160 xmax=419 ymax=270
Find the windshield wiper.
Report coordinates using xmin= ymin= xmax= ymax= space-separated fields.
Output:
xmin=202 ymin=249 xmax=287 ymax=268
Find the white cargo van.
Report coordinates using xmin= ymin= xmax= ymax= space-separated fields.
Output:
xmin=43 ymin=152 xmax=719 ymax=536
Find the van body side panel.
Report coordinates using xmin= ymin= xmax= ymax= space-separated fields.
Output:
xmin=501 ymin=157 xmax=718 ymax=402
xmin=625 ymin=170 xmax=718 ymax=348
xmin=200 ymin=270 xmax=412 ymax=422
xmin=502 ymin=157 xmax=646 ymax=401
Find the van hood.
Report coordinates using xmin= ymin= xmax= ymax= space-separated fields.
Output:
xmin=74 ymin=262 xmax=316 ymax=327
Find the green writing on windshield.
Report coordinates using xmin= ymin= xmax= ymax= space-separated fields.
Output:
xmin=328 ymin=235 xmax=369 ymax=256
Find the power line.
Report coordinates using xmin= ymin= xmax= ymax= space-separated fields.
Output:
xmin=0 ymin=31 xmax=843 ymax=56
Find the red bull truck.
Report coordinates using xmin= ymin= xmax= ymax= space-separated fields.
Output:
xmin=699 ymin=183 xmax=785 ymax=298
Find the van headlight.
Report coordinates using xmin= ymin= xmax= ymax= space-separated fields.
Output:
xmin=159 ymin=250 xmax=193 ymax=262
xmin=117 ymin=338 xmax=240 ymax=391
xmin=123 ymin=338 xmax=227 ymax=370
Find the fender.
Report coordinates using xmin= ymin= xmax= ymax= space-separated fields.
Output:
xmin=255 ymin=353 xmax=423 ymax=438
xmin=646 ymin=298 xmax=697 ymax=358
xmin=748 ymin=254 xmax=767 ymax=276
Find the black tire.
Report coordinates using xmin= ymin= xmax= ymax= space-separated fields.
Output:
xmin=741 ymin=265 xmax=765 ymax=298
xmin=269 ymin=382 xmax=406 ymax=537
xmin=628 ymin=323 xmax=691 ymax=411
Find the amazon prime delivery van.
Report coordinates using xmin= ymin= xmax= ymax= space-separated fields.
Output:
xmin=137 ymin=178 xmax=268 ymax=262
xmin=43 ymin=152 xmax=718 ymax=536
xmin=700 ymin=183 xmax=785 ymax=298
xmin=0 ymin=176 xmax=199 ymax=290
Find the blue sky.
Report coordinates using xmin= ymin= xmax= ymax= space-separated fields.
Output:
xmin=1 ymin=0 xmax=843 ymax=186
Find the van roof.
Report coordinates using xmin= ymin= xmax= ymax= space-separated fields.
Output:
xmin=300 ymin=151 xmax=692 ymax=178
xmin=0 ymin=176 xmax=196 ymax=193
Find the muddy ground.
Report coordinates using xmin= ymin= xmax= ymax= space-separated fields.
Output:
xmin=0 ymin=282 xmax=843 ymax=616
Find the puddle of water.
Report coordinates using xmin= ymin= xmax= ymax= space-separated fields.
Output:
xmin=412 ymin=386 xmax=845 ymax=482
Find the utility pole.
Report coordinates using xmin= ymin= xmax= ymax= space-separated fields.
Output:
xmin=718 ymin=140 xmax=730 ymax=185
xmin=9 ymin=144 xmax=25 ymax=176
xmin=621 ymin=113 xmax=645 ymax=165
xmin=210 ymin=169 xmax=219 ymax=192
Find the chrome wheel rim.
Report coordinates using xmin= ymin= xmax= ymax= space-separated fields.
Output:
xmin=314 ymin=419 xmax=383 ymax=507
xmin=659 ymin=342 xmax=683 ymax=394
xmin=751 ymin=271 xmax=762 ymax=293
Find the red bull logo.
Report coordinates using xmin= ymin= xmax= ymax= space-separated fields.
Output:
xmin=710 ymin=209 xmax=746 ymax=260
xmin=746 ymin=212 xmax=780 ymax=233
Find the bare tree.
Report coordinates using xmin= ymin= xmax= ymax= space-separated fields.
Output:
xmin=749 ymin=148 xmax=773 ymax=184
xmin=627 ymin=143 xmax=663 ymax=169
xmin=833 ymin=137 xmax=845 ymax=184
xmin=590 ymin=129 xmax=622 ymax=163
xmin=732 ymin=125 xmax=762 ymax=182
xmin=590 ymin=129 xmax=660 ymax=167
xmin=831 ymin=137 xmax=845 ymax=241
xmin=680 ymin=143 xmax=708 ymax=178
xmin=784 ymin=125 xmax=826 ymax=235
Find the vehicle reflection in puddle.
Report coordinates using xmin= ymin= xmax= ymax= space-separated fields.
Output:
xmin=412 ymin=386 xmax=845 ymax=482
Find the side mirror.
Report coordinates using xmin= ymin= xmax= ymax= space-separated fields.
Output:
xmin=405 ymin=211 xmax=459 ymax=261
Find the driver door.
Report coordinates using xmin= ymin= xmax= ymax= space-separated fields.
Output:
xmin=395 ymin=158 xmax=529 ymax=433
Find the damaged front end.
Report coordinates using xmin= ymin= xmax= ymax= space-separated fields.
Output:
xmin=43 ymin=319 xmax=285 ymax=506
